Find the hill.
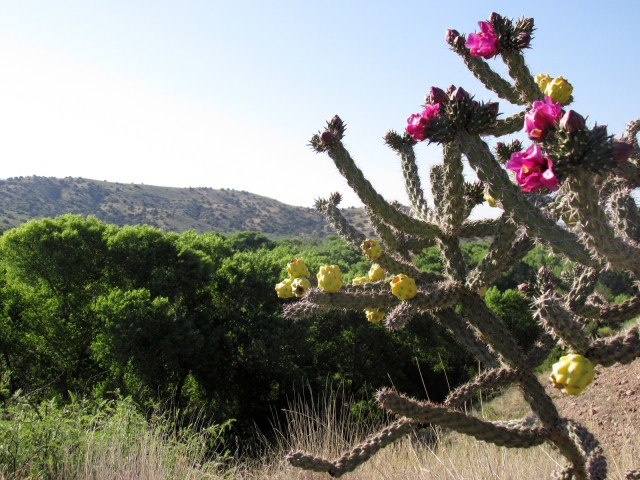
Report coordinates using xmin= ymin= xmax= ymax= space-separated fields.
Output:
xmin=0 ymin=176 xmax=374 ymax=237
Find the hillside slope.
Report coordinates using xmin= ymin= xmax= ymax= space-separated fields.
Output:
xmin=0 ymin=176 xmax=374 ymax=237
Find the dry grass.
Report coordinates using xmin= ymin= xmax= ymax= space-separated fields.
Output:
xmin=234 ymin=383 xmax=638 ymax=480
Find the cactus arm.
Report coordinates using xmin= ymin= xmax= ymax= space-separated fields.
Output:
xmin=444 ymin=366 xmax=518 ymax=406
xmin=485 ymin=111 xmax=526 ymax=137
xmin=533 ymin=291 xmax=592 ymax=353
xmin=441 ymin=142 xmax=467 ymax=234
xmin=313 ymin=129 xmax=442 ymax=238
xmin=287 ymin=418 xmax=417 ymax=478
xmin=466 ymin=218 xmax=519 ymax=292
xmin=598 ymin=295 xmax=640 ymax=326
xmin=525 ymin=332 xmax=556 ymax=368
xmin=446 ymin=33 xmax=523 ymax=105
xmin=565 ymin=169 xmax=640 ymax=272
xmin=304 ymin=280 xmax=464 ymax=312
xmin=565 ymin=267 xmax=599 ymax=314
xmin=458 ymin=132 xmax=595 ymax=265
xmin=315 ymin=194 xmax=367 ymax=247
xmin=460 ymin=294 xmax=525 ymax=367
xmin=434 ymin=309 xmax=499 ymax=368
xmin=608 ymin=188 xmax=640 ymax=244
xmin=459 ymin=218 xmax=503 ymax=238
xmin=437 ymin=236 xmax=467 ymax=281
xmin=384 ymin=131 xmax=431 ymax=221
xmin=585 ymin=324 xmax=640 ymax=366
xmin=500 ymin=50 xmax=543 ymax=103
xmin=462 ymin=181 xmax=485 ymax=218
xmin=282 ymin=299 xmax=321 ymax=320
xmin=377 ymin=388 xmax=547 ymax=448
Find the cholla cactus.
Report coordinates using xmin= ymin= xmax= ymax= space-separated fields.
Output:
xmin=280 ymin=12 xmax=640 ymax=480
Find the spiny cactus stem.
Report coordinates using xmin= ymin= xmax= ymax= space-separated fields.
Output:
xmin=452 ymin=45 xmax=523 ymax=104
xmin=585 ymin=324 xmax=640 ymax=367
xmin=459 ymin=218 xmax=503 ymax=238
xmin=377 ymin=388 xmax=548 ymax=448
xmin=566 ymin=267 xmax=598 ymax=314
xmin=305 ymin=281 xmax=465 ymax=312
xmin=461 ymin=294 xmax=525 ymax=367
xmin=434 ymin=309 xmax=499 ymax=368
xmin=445 ymin=366 xmax=518 ymax=407
xmin=565 ymin=169 xmax=640 ymax=272
xmin=598 ymin=294 xmax=640 ymax=325
xmin=322 ymin=137 xmax=442 ymax=237
xmin=458 ymin=132 xmax=594 ymax=266
xmin=518 ymin=371 xmax=589 ymax=479
xmin=608 ymin=188 xmax=640 ymax=244
xmin=319 ymin=199 xmax=367 ymax=247
xmin=441 ymin=143 xmax=467 ymax=235
xmin=437 ymin=236 xmax=467 ymax=281
xmin=533 ymin=291 xmax=592 ymax=353
xmin=486 ymin=111 xmax=526 ymax=137
xmin=388 ymin=131 xmax=431 ymax=221
xmin=466 ymin=218 xmax=520 ymax=292
xmin=287 ymin=418 xmax=417 ymax=478
xmin=500 ymin=50 xmax=543 ymax=103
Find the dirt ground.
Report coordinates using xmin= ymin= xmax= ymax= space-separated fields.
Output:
xmin=547 ymin=357 xmax=640 ymax=454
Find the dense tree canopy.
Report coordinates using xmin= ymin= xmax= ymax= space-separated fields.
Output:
xmin=0 ymin=215 xmax=631 ymax=440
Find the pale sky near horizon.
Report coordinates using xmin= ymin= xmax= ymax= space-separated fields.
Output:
xmin=1 ymin=1 xmax=639 ymax=214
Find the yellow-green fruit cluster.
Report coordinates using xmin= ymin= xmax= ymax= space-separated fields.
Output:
xmin=287 ymin=258 xmax=311 ymax=279
xmin=317 ymin=264 xmax=343 ymax=293
xmin=390 ymin=274 xmax=417 ymax=300
xmin=275 ymin=258 xmax=312 ymax=298
xmin=352 ymin=263 xmax=386 ymax=285
xmin=361 ymin=238 xmax=382 ymax=260
xmin=364 ymin=308 xmax=385 ymax=324
xmin=535 ymin=73 xmax=573 ymax=104
xmin=550 ymin=354 xmax=595 ymax=395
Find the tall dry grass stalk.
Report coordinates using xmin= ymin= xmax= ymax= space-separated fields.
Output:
xmin=236 ymin=384 xmax=637 ymax=480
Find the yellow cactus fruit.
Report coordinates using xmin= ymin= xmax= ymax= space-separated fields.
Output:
xmin=368 ymin=263 xmax=385 ymax=282
xmin=352 ymin=275 xmax=370 ymax=285
xmin=364 ymin=308 xmax=385 ymax=324
xmin=544 ymin=76 xmax=573 ymax=105
xmin=275 ymin=277 xmax=295 ymax=299
xmin=287 ymin=258 xmax=310 ymax=279
xmin=389 ymin=274 xmax=417 ymax=301
xmin=317 ymin=264 xmax=343 ymax=293
xmin=361 ymin=238 xmax=382 ymax=260
xmin=535 ymin=73 xmax=552 ymax=92
xmin=550 ymin=354 xmax=595 ymax=396
xmin=291 ymin=277 xmax=311 ymax=297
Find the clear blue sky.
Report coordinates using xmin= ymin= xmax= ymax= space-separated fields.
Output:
xmin=1 ymin=1 xmax=638 ymax=211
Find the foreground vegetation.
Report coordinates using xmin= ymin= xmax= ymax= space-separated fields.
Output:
xmin=0 ymin=214 xmax=634 ymax=477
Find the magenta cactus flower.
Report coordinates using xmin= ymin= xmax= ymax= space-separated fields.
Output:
xmin=506 ymin=144 xmax=559 ymax=192
xmin=406 ymin=103 xmax=440 ymax=141
xmin=524 ymin=96 xmax=562 ymax=140
xmin=465 ymin=21 xmax=498 ymax=59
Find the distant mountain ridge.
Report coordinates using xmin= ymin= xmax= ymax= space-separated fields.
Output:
xmin=0 ymin=176 xmax=374 ymax=237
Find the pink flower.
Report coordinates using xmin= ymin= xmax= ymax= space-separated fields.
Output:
xmin=406 ymin=103 xmax=440 ymax=141
xmin=465 ymin=21 xmax=498 ymax=59
xmin=506 ymin=144 xmax=559 ymax=192
xmin=524 ymin=96 xmax=562 ymax=140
